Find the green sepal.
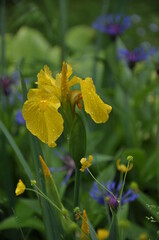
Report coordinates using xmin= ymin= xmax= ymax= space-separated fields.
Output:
xmin=69 ymin=113 xmax=86 ymax=168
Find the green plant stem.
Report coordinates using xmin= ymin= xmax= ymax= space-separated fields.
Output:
xmin=1 ymin=0 xmax=5 ymax=73
xmin=59 ymin=0 xmax=67 ymax=62
xmin=92 ymin=0 xmax=109 ymax=83
xmin=26 ymin=187 xmax=62 ymax=214
xmin=124 ymin=91 xmax=131 ymax=147
xmin=87 ymin=169 xmax=117 ymax=200
xmin=119 ymin=162 xmax=130 ymax=209
xmin=73 ymin=167 xmax=81 ymax=208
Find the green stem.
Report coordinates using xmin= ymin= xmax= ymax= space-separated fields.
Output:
xmin=87 ymin=169 xmax=117 ymax=200
xmin=26 ymin=187 xmax=62 ymax=214
xmin=1 ymin=0 xmax=5 ymax=73
xmin=92 ymin=0 xmax=109 ymax=83
xmin=124 ymin=91 xmax=131 ymax=147
xmin=59 ymin=0 xmax=67 ymax=62
xmin=73 ymin=167 xmax=81 ymax=208
xmin=119 ymin=162 xmax=130 ymax=209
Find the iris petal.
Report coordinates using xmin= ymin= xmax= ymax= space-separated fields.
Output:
xmin=22 ymin=89 xmax=63 ymax=147
xmin=37 ymin=65 xmax=61 ymax=98
xmin=80 ymin=77 xmax=112 ymax=123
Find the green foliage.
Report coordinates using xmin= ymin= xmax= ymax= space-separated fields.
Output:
xmin=1 ymin=0 xmax=159 ymax=239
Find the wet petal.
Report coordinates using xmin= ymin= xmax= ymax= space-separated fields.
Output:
xmin=37 ymin=65 xmax=61 ymax=98
xmin=23 ymin=89 xmax=63 ymax=147
xmin=80 ymin=78 xmax=112 ymax=123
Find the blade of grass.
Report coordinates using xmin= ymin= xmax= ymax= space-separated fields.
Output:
xmin=0 ymin=120 xmax=33 ymax=180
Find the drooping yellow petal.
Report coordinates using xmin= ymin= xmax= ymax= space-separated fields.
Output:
xmin=116 ymin=159 xmax=133 ymax=173
xmin=81 ymin=210 xmax=89 ymax=240
xmin=37 ymin=65 xmax=61 ymax=98
xmin=15 ymin=179 xmax=26 ymax=196
xmin=79 ymin=78 xmax=112 ymax=123
xmin=22 ymin=89 xmax=64 ymax=147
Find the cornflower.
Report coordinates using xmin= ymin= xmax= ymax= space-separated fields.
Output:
xmin=92 ymin=14 xmax=131 ymax=40
xmin=90 ymin=181 xmax=138 ymax=211
xmin=22 ymin=62 xmax=112 ymax=147
xmin=0 ymin=75 xmax=14 ymax=96
xmin=15 ymin=110 xmax=25 ymax=125
xmin=118 ymin=46 xmax=156 ymax=69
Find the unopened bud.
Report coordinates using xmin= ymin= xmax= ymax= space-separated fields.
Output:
xmin=127 ymin=155 xmax=133 ymax=162
xmin=31 ymin=180 xmax=36 ymax=186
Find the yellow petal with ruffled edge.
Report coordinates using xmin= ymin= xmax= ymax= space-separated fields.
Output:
xmin=22 ymin=89 xmax=63 ymax=147
xmin=79 ymin=77 xmax=112 ymax=123
xmin=56 ymin=63 xmax=73 ymax=87
xmin=37 ymin=65 xmax=61 ymax=99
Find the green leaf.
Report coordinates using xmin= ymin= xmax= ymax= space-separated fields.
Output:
xmin=66 ymin=25 xmax=95 ymax=51
xmin=138 ymin=191 xmax=159 ymax=222
xmin=0 ymin=216 xmax=44 ymax=233
xmin=69 ymin=114 xmax=86 ymax=168
xmin=108 ymin=213 xmax=119 ymax=240
xmin=0 ymin=120 xmax=33 ymax=180
xmin=88 ymin=219 xmax=98 ymax=240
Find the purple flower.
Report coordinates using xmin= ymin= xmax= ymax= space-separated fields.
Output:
xmin=0 ymin=75 xmax=14 ymax=96
xmin=90 ymin=181 xmax=138 ymax=211
xmin=118 ymin=47 xmax=156 ymax=69
xmin=0 ymin=72 xmax=22 ymax=107
xmin=15 ymin=110 xmax=25 ymax=125
xmin=51 ymin=148 xmax=75 ymax=185
xmin=92 ymin=14 xmax=131 ymax=40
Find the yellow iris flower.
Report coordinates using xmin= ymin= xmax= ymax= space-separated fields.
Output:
xmin=22 ymin=62 xmax=112 ymax=147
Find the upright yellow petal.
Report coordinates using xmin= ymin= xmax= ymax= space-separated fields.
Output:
xmin=22 ymin=89 xmax=64 ymax=147
xmin=37 ymin=65 xmax=61 ymax=98
xmin=80 ymin=78 xmax=112 ymax=123
xmin=39 ymin=155 xmax=51 ymax=177
xmin=81 ymin=210 xmax=89 ymax=240
xmin=60 ymin=62 xmax=70 ymax=102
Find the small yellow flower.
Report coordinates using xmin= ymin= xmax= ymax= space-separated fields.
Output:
xmin=80 ymin=155 xmax=93 ymax=172
xmin=139 ymin=232 xmax=148 ymax=240
xmin=81 ymin=210 xmax=89 ymax=240
xmin=116 ymin=159 xmax=133 ymax=173
xmin=97 ymin=229 xmax=109 ymax=240
xmin=15 ymin=179 xmax=26 ymax=196
xmin=23 ymin=63 xmax=112 ymax=147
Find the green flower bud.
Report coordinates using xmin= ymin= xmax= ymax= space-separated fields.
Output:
xmin=127 ymin=155 xmax=133 ymax=162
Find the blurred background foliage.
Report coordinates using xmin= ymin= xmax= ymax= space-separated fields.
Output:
xmin=1 ymin=0 xmax=159 ymax=239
